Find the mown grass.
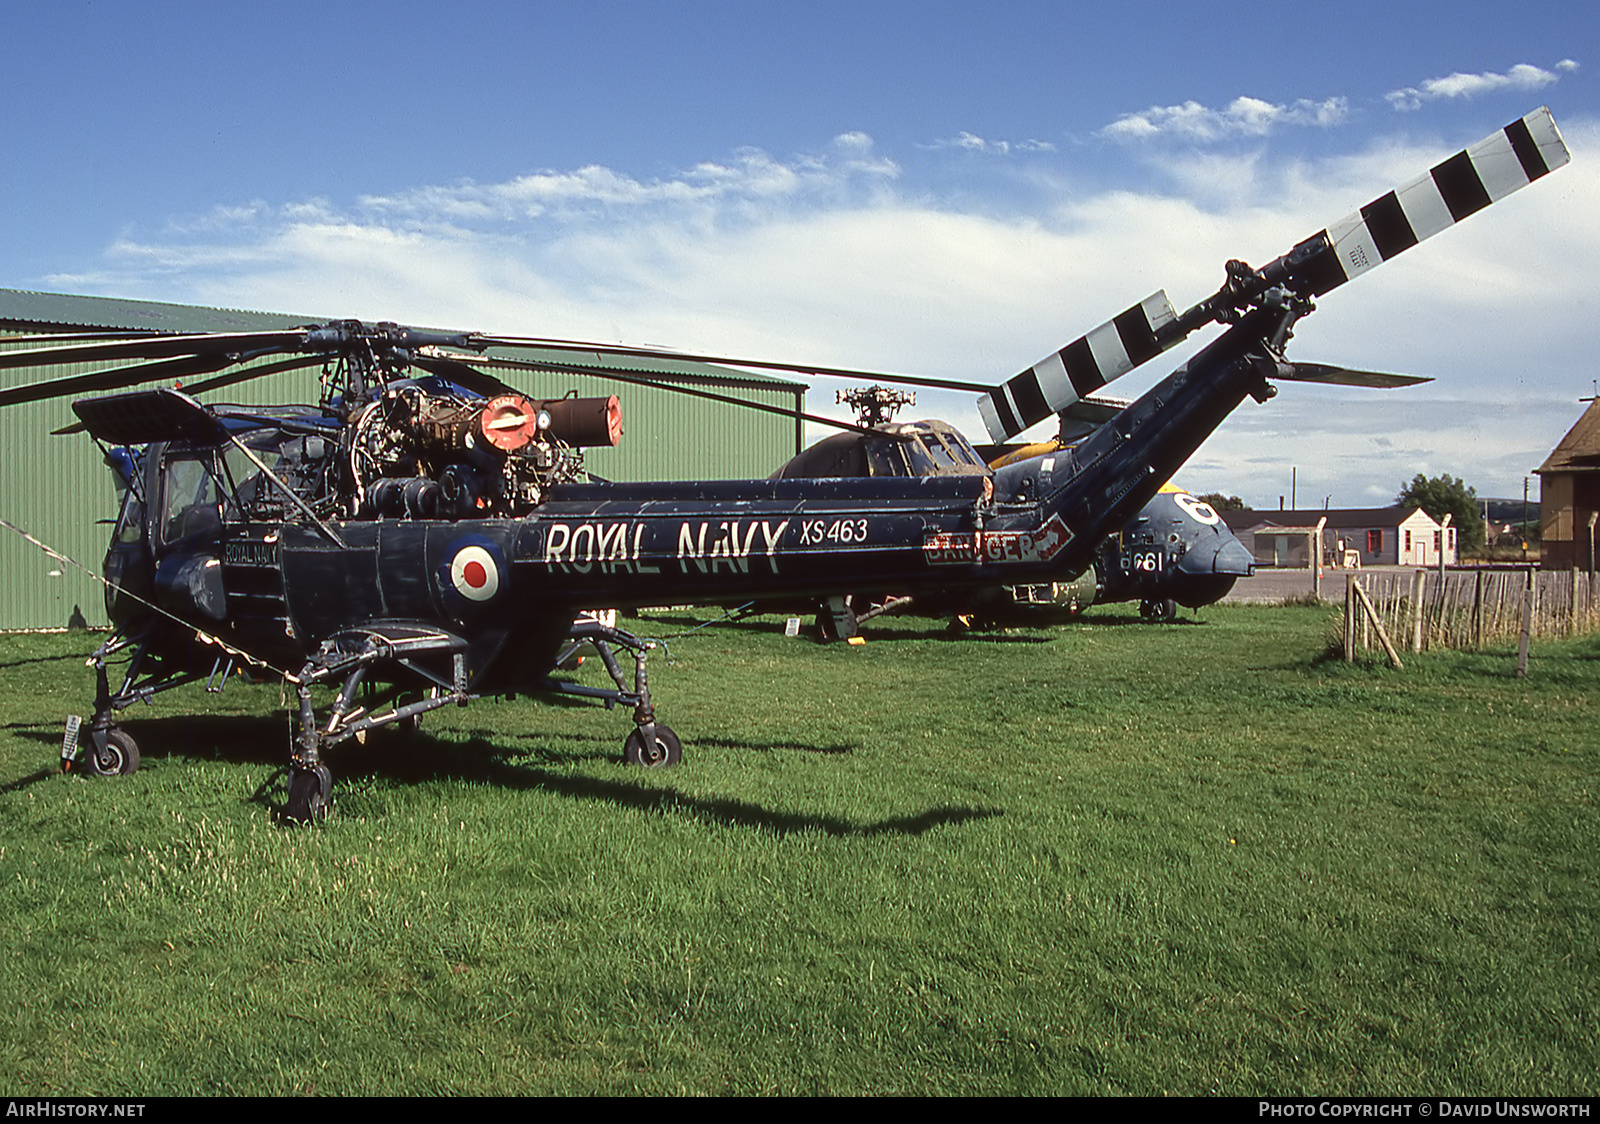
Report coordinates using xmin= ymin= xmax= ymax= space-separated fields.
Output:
xmin=1 ymin=605 xmax=1595 ymax=1095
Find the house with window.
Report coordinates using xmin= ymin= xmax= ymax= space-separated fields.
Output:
xmin=1222 ymin=506 xmax=1456 ymax=568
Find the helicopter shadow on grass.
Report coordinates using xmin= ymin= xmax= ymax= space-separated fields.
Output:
xmin=7 ymin=709 xmax=988 ymax=838
xmin=860 ymin=611 xmax=1213 ymax=641
xmin=276 ymin=721 xmax=997 ymax=837
xmin=0 ymin=649 xmax=97 ymax=674
xmin=419 ymin=730 xmax=1003 ymax=839
xmin=272 ymin=725 xmax=999 ymax=838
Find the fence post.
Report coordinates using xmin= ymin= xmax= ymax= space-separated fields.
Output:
xmin=1344 ymin=573 xmax=1355 ymax=661
xmin=1572 ymin=566 xmax=1580 ymax=636
xmin=1473 ymin=569 xmax=1484 ymax=649
xmin=1516 ymin=568 xmax=1533 ymax=678
xmin=1411 ymin=570 xmax=1427 ymax=653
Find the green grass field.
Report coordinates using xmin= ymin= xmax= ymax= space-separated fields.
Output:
xmin=2 ymin=605 xmax=1595 ymax=1096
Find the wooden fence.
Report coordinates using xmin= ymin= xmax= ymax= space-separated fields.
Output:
xmin=1341 ymin=567 xmax=1600 ymax=661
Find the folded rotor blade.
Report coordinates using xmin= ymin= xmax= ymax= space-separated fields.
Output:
xmin=48 ymin=354 xmax=328 ymax=434
xmin=977 ymin=291 xmax=1177 ymax=442
xmin=0 ymin=352 xmax=235 ymax=408
xmin=476 ymin=336 xmax=993 ymax=394
xmin=1275 ymin=363 xmax=1432 ymax=388
xmin=411 ymin=353 xmax=518 ymax=398
xmin=977 ymin=106 xmax=1569 ymax=442
xmin=158 ymin=354 xmax=330 ymax=398
xmin=1296 ymin=106 xmax=1569 ymax=297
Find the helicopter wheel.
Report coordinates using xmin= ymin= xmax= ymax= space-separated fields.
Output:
xmin=623 ymin=725 xmax=682 ymax=769
xmin=1139 ymin=598 xmax=1179 ymax=622
xmin=285 ymin=764 xmax=334 ymax=824
xmin=85 ymin=728 xmax=140 ymax=777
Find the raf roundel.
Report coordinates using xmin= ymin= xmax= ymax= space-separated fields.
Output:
xmin=447 ymin=544 xmax=501 ymax=603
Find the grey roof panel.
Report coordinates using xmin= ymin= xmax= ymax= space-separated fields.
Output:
xmin=0 ymin=287 xmax=318 ymax=333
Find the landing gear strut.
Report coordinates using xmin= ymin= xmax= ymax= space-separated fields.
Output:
xmin=548 ymin=617 xmax=681 ymax=770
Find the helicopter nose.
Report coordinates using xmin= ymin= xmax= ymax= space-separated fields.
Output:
xmin=1175 ymin=533 xmax=1255 ymax=577
xmin=1211 ymin=537 xmax=1256 ymax=577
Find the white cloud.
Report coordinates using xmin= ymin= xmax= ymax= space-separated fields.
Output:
xmin=1100 ymin=96 xmax=1348 ymax=142
xmin=355 ymin=141 xmax=898 ymax=228
xmin=50 ymin=118 xmax=1600 ymax=502
xmin=927 ymin=132 xmax=1057 ymax=155
xmin=1386 ymin=60 xmax=1577 ymax=111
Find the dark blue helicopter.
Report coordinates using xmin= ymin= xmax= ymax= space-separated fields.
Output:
xmin=772 ymin=394 xmax=1261 ymax=631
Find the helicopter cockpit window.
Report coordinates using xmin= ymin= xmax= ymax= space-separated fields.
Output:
xmin=219 ymin=439 xmax=284 ymax=521
xmin=864 ymin=439 xmax=913 ymax=477
xmin=160 ymin=454 xmax=225 ymax=545
xmin=943 ymin=431 xmax=985 ymax=467
xmin=900 ymin=439 xmax=938 ymax=476
xmin=114 ymin=490 xmax=144 ymax=547
xmin=918 ymin=433 xmax=963 ymax=469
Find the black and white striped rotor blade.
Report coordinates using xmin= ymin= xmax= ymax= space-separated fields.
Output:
xmin=976 ymin=291 xmax=1177 ymax=442
xmin=1300 ymin=106 xmax=1569 ymax=296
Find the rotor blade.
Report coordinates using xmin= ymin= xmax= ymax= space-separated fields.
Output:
xmin=0 ymin=352 xmax=236 ymax=408
xmin=977 ymin=291 xmax=1178 ymax=441
xmin=435 ymin=351 xmax=884 ymax=436
xmin=1260 ymin=104 xmax=1561 ymax=299
xmin=152 ymin=353 xmax=330 ymax=398
xmin=0 ymin=329 xmax=307 ymax=371
xmin=977 ymin=106 xmax=1568 ymax=442
xmin=1275 ymin=363 xmax=1432 ymax=388
xmin=476 ymin=336 xmax=995 ymax=394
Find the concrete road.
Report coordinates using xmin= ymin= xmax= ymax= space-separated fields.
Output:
xmin=1220 ymin=566 xmax=1425 ymax=604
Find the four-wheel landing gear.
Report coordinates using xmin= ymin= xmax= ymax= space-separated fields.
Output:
xmin=63 ymin=619 xmax=684 ymax=822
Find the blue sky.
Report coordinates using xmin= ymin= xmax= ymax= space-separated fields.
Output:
xmin=5 ymin=0 xmax=1597 ymax=504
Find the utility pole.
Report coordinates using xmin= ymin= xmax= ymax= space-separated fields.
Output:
xmin=1522 ymin=476 xmax=1530 ymax=563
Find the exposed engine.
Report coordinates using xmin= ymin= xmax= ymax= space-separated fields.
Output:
xmin=346 ymin=379 xmax=622 ymax=519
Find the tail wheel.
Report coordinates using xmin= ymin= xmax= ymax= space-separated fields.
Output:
xmin=86 ymin=729 xmax=140 ymax=777
xmin=286 ymin=764 xmax=333 ymax=824
xmin=623 ymin=725 xmax=682 ymax=769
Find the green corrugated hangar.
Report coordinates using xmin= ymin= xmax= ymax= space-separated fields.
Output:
xmin=0 ymin=288 xmax=805 ymax=630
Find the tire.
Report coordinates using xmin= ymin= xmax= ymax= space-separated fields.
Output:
xmin=623 ymin=724 xmax=682 ymax=768
xmin=285 ymin=764 xmax=333 ymax=824
xmin=85 ymin=728 xmax=140 ymax=777
xmin=1140 ymin=598 xmax=1178 ymax=622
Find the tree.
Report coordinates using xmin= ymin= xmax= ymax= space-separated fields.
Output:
xmin=1397 ymin=473 xmax=1485 ymax=553
xmin=1195 ymin=492 xmax=1247 ymax=512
